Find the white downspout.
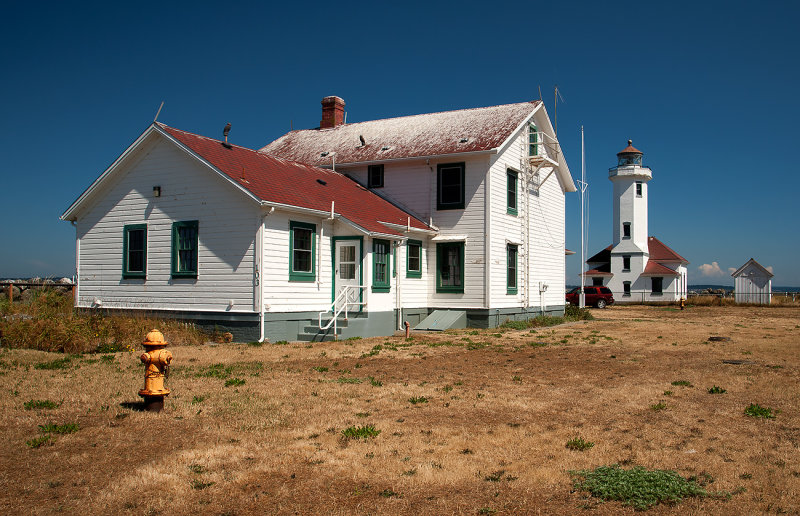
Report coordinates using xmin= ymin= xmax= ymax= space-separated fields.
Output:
xmin=258 ymin=207 xmax=275 ymax=342
xmin=395 ymin=241 xmax=402 ymax=330
xmin=484 ymin=159 xmax=492 ymax=310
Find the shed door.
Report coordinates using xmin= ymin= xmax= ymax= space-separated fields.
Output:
xmin=334 ymin=240 xmax=361 ymax=311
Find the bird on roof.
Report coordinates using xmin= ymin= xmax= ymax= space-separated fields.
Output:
xmin=359 ymin=134 xmax=366 ymax=147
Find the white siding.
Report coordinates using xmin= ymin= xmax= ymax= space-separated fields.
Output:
xmin=76 ymin=138 xmax=259 ymax=312
xmin=428 ymin=157 xmax=488 ymax=308
xmin=488 ymin=122 xmax=566 ymax=309
xmin=261 ymin=212 xmax=336 ymax=313
xmin=398 ymin=237 xmax=430 ymax=308
xmin=734 ymin=264 xmax=772 ymax=304
xmin=342 ymin=157 xmax=488 ymax=309
xmin=345 ymin=162 xmax=433 ymax=221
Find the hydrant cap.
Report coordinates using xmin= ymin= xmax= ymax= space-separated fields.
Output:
xmin=144 ymin=329 xmax=166 ymax=345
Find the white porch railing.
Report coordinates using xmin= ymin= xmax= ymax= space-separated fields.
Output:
xmin=318 ymin=285 xmax=366 ymax=338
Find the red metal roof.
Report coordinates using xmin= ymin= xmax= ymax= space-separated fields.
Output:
xmin=583 ymin=236 xmax=687 ymax=276
xmin=158 ymin=123 xmax=431 ymax=236
xmin=259 ymin=101 xmax=541 ymax=166
xmin=617 ymin=139 xmax=642 ymax=155
xmin=641 ymin=261 xmax=680 ymax=276
xmin=584 ymin=268 xmax=613 ymax=276
xmin=647 ymin=236 xmax=688 ymax=263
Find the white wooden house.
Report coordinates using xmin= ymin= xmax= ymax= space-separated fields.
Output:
xmin=61 ymin=97 xmax=575 ymax=341
xmin=583 ymin=141 xmax=688 ymax=302
xmin=732 ymin=258 xmax=773 ymax=304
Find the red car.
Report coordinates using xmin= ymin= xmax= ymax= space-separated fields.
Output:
xmin=566 ymin=286 xmax=614 ymax=308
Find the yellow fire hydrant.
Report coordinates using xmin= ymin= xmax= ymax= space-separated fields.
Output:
xmin=138 ymin=329 xmax=173 ymax=412
xmin=680 ymin=297 xmax=686 ymax=310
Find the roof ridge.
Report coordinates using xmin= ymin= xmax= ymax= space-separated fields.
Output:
xmin=158 ymin=122 xmax=350 ymax=173
xmin=290 ymin=100 xmax=540 ymax=132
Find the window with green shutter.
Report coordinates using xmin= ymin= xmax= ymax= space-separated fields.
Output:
xmin=507 ymin=169 xmax=518 ymax=215
xmin=171 ymin=221 xmax=198 ymax=278
xmin=289 ymin=221 xmax=316 ymax=282
xmin=373 ymin=239 xmax=390 ymax=292
xmin=436 ymin=242 xmax=464 ymax=293
xmin=507 ymin=244 xmax=518 ymax=294
xmin=123 ymin=224 xmax=147 ymax=279
xmin=528 ymin=123 xmax=538 ymax=156
xmin=406 ymin=239 xmax=422 ymax=278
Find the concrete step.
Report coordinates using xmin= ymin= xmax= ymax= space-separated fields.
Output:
xmin=296 ymin=331 xmax=340 ymax=342
xmin=304 ymin=320 xmax=348 ymax=334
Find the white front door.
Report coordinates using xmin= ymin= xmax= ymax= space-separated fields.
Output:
xmin=334 ymin=239 xmax=361 ymax=311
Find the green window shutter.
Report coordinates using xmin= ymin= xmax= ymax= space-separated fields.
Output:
xmin=406 ymin=239 xmax=422 ymax=278
xmin=289 ymin=221 xmax=316 ymax=282
xmin=123 ymin=224 xmax=147 ymax=279
xmin=507 ymin=169 xmax=518 ymax=215
xmin=528 ymin=124 xmax=538 ymax=156
xmin=171 ymin=221 xmax=198 ymax=278
xmin=507 ymin=244 xmax=518 ymax=294
xmin=372 ymin=239 xmax=390 ymax=292
xmin=436 ymin=242 xmax=464 ymax=293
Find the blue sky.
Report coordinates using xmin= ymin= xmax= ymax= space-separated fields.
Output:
xmin=2 ymin=1 xmax=798 ymax=286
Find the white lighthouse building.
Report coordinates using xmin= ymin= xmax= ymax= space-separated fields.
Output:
xmin=584 ymin=141 xmax=688 ymax=302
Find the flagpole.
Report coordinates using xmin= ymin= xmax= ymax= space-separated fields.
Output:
xmin=579 ymin=126 xmax=586 ymax=309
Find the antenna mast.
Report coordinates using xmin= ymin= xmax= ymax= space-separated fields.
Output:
xmin=153 ymin=101 xmax=164 ymax=122
xmin=554 ymin=86 xmax=565 ymax=137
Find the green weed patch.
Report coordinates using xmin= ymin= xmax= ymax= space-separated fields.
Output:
xmin=570 ymin=465 xmax=708 ymax=510
xmin=342 ymin=425 xmax=381 ymax=440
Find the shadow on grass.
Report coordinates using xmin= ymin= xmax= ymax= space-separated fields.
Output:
xmin=120 ymin=401 xmax=146 ymax=412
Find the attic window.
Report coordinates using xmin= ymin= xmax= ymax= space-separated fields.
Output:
xmin=368 ymin=165 xmax=384 ymax=188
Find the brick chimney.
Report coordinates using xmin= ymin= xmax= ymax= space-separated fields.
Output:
xmin=320 ymin=96 xmax=345 ymax=129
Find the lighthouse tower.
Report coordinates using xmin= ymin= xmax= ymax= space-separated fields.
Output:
xmin=611 ymin=140 xmax=651 ymax=252
xmin=584 ymin=140 xmax=688 ymax=301
xmin=607 ymin=140 xmax=652 ymax=293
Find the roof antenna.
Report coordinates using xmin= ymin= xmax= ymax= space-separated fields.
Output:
xmin=554 ymin=85 xmax=565 ymax=137
xmin=537 ymin=85 xmax=542 ymax=102
xmin=153 ymin=101 xmax=164 ymax=122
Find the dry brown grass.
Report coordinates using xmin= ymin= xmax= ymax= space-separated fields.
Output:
xmin=686 ymin=295 xmax=799 ymax=307
xmin=1 ymin=305 xmax=799 ymax=514
xmin=0 ymin=289 xmax=207 ymax=353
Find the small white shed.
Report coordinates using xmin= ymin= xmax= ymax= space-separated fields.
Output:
xmin=731 ymin=258 xmax=773 ymax=304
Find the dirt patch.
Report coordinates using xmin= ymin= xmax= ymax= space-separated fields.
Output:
xmin=1 ymin=305 xmax=798 ymax=514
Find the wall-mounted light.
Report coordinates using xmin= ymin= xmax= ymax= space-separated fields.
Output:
xmin=153 ymin=186 xmax=161 ymax=197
